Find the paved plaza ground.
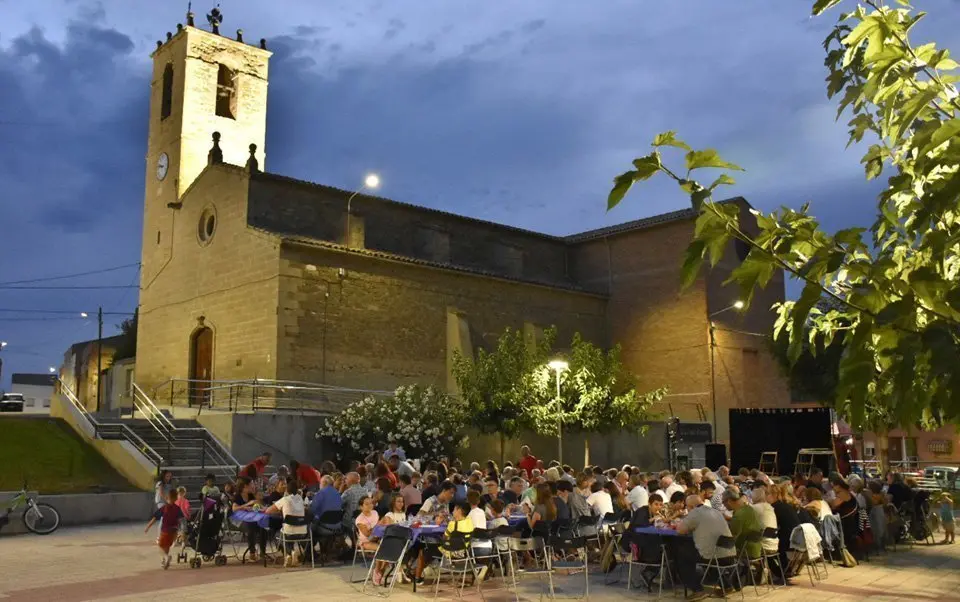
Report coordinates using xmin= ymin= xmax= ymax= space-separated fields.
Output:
xmin=1 ymin=523 xmax=958 ymax=601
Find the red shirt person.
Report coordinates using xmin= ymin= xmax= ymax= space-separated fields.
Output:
xmin=517 ymin=445 xmax=538 ymax=475
xmin=244 ymin=452 xmax=272 ymax=479
xmin=289 ymin=460 xmax=321 ymax=488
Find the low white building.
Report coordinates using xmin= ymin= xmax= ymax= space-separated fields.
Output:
xmin=10 ymin=373 xmax=56 ymax=414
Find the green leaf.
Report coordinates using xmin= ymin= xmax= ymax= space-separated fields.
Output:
xmin=631 ymin=152 xmax=662 ymax=178
xmin=708 ymin=174 xmax=736 ymax=190
xmin=891 ymin=88 xmax=939 ymax=143
xmin=607 ymin=171 xmax=636 ymax=210
xmin=842 ymin=16 xmax=880 ymax=50
xmin=812 ymin=0 xmax=844 ymax=16
xmin=726 ymin=251 xmax=776 ymax=308
xmin=685 ymin=149 xmax=744 ymax=172
xmin=652 ymin=131 xmax=691 ymax=151
xmin=789 ymin=282 xmax=824 ymax=364
xmin=680 ymin=240 xmax=706 ymax=290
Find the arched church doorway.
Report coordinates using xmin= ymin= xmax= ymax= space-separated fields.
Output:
xmin=189 ymin=327 xmax=213 ymax=406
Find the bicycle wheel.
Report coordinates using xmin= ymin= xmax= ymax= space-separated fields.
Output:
xmin=23 ymin=503 xmax=61 ymax=535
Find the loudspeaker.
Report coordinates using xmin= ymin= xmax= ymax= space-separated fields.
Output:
xmin=705 ymin=443 xmax=727 ymax=470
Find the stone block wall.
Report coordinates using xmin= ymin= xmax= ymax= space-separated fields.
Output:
xmin=275 ymin=243 xmax=608 ymax=391
xmin=135 ymin=165 xmax=281 ymax=392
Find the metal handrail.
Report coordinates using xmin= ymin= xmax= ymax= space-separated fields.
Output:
xmin=130 ymin=383 xmax=242 ymax=474
xmin=132 ymin=383 xmax=176 ymax=435
xmin=56 ymin=379 xmax=165 ymax=468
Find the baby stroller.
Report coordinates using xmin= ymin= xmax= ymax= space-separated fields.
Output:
xmin=177 ymin=496 xmax=228 ymax=568
xmin=905 ymin=491 xmax=934 ymax=544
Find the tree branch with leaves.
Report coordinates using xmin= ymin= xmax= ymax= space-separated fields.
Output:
xmin=608 ymin=0 xmax=960 ymax=431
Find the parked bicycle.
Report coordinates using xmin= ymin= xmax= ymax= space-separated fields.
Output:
xmin=0 ymin=482 xmax=61 ymax=535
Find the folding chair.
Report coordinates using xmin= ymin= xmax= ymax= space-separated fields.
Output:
xmin=624 ymin=530 xmax=675 ymax=599
xmin=787 ymin=525 xmax=827 ymax=587
xmin=279 ymin=515 xmax=315 ymax=569
xmin=362 ymin=525 xmax=412 ymax=597
xmin=697 ymin=535 xmax=742 ymax=600
xmin=313 ymin=510 xmax=344 ymax=566
xmin=351 ymin=523 xmax=379 ymax=583
xmin=737 ymin=531 xmax=769 ymax=596
xmin=470 ymin=528 xmax=513 ymax=600
xmin=544 ymin=534 xmax=589 ymax=600
xmin=603 ymin=523 xmax=629 ymax=585
xmin=493 ymin=524 xmax=521 ymax=598
xmin=760 ymin=528 xmax=785 ymax=587
xmin=575 ymin=515 xmax=602 ymax=552
xmin=433 ymin=532 xmax=477 ymax=600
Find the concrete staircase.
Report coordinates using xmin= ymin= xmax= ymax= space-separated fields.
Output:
xmin=117 ymin=418 xmax=237 ymax=492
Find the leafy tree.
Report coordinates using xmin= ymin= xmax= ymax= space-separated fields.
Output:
xmin=452 ymin=327 xmax=555 ymax=466
xmin=112 ymin=308 xmax=138 ymax=362
xmin=526 ymin=334 xmax=666 ymax=467
xmin=607 ymin=0 xmax=960 ymax=432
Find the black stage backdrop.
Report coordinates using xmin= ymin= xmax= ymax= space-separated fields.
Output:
xmin=728 ymin=408 xmax=832 ymax=475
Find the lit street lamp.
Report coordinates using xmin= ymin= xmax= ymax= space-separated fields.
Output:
xmin=708 ymin=300 xmax=744 ymax=442
xmin=548 ymin=359 xmax=569 ymax=464
xmin=345 ymin=173 xmax=380 ymax=246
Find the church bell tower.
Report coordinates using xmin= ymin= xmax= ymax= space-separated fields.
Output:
xmin=140 ymin=5 xmax=271 ymax=284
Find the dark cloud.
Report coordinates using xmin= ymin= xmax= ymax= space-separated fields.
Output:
xmin=2 ymin=0 xmax=960 ymax=386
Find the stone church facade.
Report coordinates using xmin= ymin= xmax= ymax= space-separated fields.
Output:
xmin=135 ymin=19 xmax=790 ymax=443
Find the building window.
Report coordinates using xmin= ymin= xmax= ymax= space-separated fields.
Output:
xmin=197 ymin=206 xmax=217 ymax=245
xmin=215 ymin=64 xmax=237 ymax=119
xmin=864 ymin=443 xmax=876 ymax=458
xmin=161 ymin=63 xmax=174 ymax=120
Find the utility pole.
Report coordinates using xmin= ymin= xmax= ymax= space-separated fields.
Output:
xmin=96 ymin=306 xmax=103 ymax=413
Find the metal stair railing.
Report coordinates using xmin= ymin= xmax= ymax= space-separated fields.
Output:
xmin=56 ymin=379 xmax=165 ymax=469
xmin=131 ymin=382 xmax=241 ymax=481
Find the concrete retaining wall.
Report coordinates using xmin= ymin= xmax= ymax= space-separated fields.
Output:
xmin=0 ymin=491 xmax=153 ymax=536
xmin=196 ymin=411 xmax=330 ymax=465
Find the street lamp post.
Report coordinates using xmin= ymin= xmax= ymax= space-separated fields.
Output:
xmin=707 ymin=300 xmax=744 ymax=442
xmin=548 ymin=359 xmax=569 ymax=464
xmin=0 ymin=341 xmax=7 ymax=383
xmin=344 ymin=173 xmax=380 ymax=247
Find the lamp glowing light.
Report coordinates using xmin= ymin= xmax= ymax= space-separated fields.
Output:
xmin=364 ymin=173 xmax=380 ymax=189
xmin=733 ymin=300 xmax=745 ymax=310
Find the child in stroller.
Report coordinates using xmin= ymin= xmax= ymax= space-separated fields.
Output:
xmin=177 ymin=496 xmax=228 ymax=568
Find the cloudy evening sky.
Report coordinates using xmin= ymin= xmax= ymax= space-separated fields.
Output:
xmin=1 ymin=0 xmax=959 ymax=386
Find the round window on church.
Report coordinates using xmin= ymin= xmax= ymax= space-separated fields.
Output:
xmin=197 ymin=206 xmax=217 ymax=246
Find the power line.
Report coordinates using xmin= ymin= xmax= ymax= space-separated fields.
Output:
xmin=0 ymin=308 xmax=134 ymax=316
xmin=0 ymin=285 xmax=138 ymax=290
xmin=0 ymin=262 xmax=140 ymax=287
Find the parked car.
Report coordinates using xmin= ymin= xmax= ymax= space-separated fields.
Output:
xmin=0 ymin=393 xmax=25 ymax=412
xmin=923 ymin=466 xmax=959 ymax=491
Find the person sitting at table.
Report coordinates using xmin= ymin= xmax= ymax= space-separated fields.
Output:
xmin=399 ymin=473 xmax=422 ymax=510
xmin=264 ymin=478 xmax=307 ymax=567
xmin=420 ymin=481 xmax=456 ymax=519
xmin=723 ymin=488 xmax=763 ymax=561
xmin=268 ymin=465 xmax=289 ymax=490
xmin=374 ymin=461 xmax=398 ymax=491
xmin=676 ymin=495 xmax=735 ymax=601
xmin=767 ymin=484 xmax=799 ymax=584
xmin=750 ymin=487 xmax=780 ymax=557
xmin=630 ymin=493 xmax=663 ymax=528
xmin=804 ymin=486 xmax=832 ymax=522
xmin=341 ymin=472 xmax=367 ymax=535
xmin=466 ymin=490 xmax=487 ymax=529
xmin=587 ymin=480 xmax=614 ymax=518
xmin=381 ymin=492 xmax=407 ymax=525
xmin=355 ymin=495 xmax=388 ymax=584
xmin=481 ymin=477 xmax=499 ymax=508
xmin=665 ymin=490 xmax=687 ymax=522
xmin=374 ymin=477 xmax=393 ymax=517
xmin=605 ymin=480 xmax=629 ymax=514
xmin=565 ymin=476 xmax=592 ymax=521
xmin=310 ymin=475 xmax=342 ymax=522
xmin=627 ymin=474 xmax=649 ymax=511
xmin=528 ymin=483 xmax=557 ymax=530
xmin=232 ymin=478 xmax=265 ymax=562
xmin=502 ymin=477 xmax=524 ymax=505
xmin=700 ymin=480 xmax=717 ymax=509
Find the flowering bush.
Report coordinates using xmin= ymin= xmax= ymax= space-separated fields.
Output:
xmin=316 ymin=384 xmax=469 ymax=461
